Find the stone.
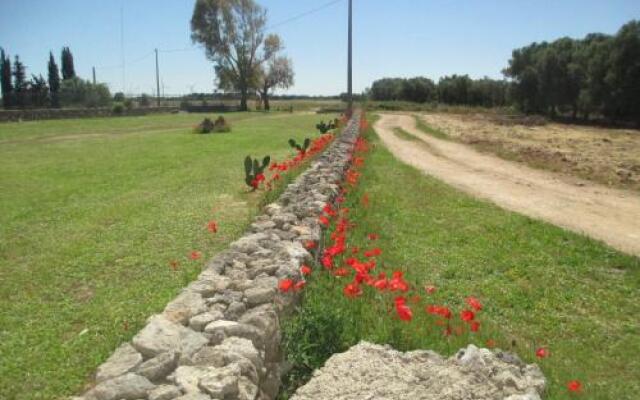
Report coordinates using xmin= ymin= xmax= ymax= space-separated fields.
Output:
xmin=231 ymin=233 xmax=268 ymax=254
xmin=290 ymin=341 xmax=546 ymax=400
xmin=163 ymin=291 xmax=207 ymax=325
xmin=214 ymin=337 xmax=262 ymax=373
xmin=85 ymin=373 xmax=154 ymax=400
xmin=132 ymin=315 xmax=208 ymax=359
xmin=238 ymin=376 xmax=259 ymax=400
xmin=95 ymin=343 xmax=143 ymax=383
xmin=189 ymin=310 xmax=224 ymax=332
xmin=135 ymin=351 xmax=179 ymax=382
xmin=171 ymin=366 xmax=209 ymax=394
xmin=224 ymin=301 xmax=247 ymax=321
xmin=204 ymin=320 xmax=263 ymax=349
xmin=251 ymin=220 xmax=276 ymax=231
xmin=173 ymin=394 xmax=210 ymax=400
xmin=198 ymin=364 xmax=241 ymax=398
xmin=148 ymin=385 xmax=182 ymax=400
xmin=243 ymin=286 xmax=276 ymax=307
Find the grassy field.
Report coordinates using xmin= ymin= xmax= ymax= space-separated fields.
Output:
xmin=0 ymin=111 xmax=330 ymax=400
xmin=281 ymin=115 xmax=640 ymax=399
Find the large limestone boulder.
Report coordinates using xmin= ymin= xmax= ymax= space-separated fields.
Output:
xmin=291 ymin=342 xmax=546 ymax=400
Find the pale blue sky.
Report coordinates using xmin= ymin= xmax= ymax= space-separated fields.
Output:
xmin=1 ymin=0 xmax=638 ymax=96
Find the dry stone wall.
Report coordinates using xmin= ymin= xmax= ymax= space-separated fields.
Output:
xmin=74 ymin=112 xmax=360 ymax=400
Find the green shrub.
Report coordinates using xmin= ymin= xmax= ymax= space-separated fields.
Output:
xmin=212 ymin=116 xmax=231 ymax=132
xmin=139 ymin=94 xmax=151 ymax=107
xmin=113 ymin=92 xmax=125 ymax=102
xmin=194 ymin=117 xmax=215 ymax=133
xmin=124 ymin=98 xmax=133 ymax=110
xmin=59 ymin=77 xmax=111 ymax=108
xmin=111 ymin=102 xmax=124 ymax=115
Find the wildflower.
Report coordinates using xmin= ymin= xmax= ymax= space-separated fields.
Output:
xmin=470 ymin=321 xmax=480 ymax=332
xmin=343 ymin=282 xmax=362 ymax=298
xmin=207 ymin=220 xmax=218 ymax=233
xmin=361 ymin=193 xmax=369 ymax=207
xmin=321 ymin=255 xmax=334 ymax=269
xmin=279 ymin=279 xmax=294 ymax=293
xmin=300 ymin=265 xmax=312 ymax=276
xmin=460 ymin=309 xmax=475 ymax=322
xmin=486 ymin=339 xmax=496 ymax=348
xmin=536 ymin=347 xmax=549 ymax=359
xmin=367 ymin=233 xmax=379 ymax=240
xmin=334 ymin=268 xmax=349 ymax=277
xmin=304 ymin=240 xmax=317 ymax=250
xmin=426 ymin=305 xmax=452 ymax=319
xmin=567 ymin=380 xmax=582 ymax=393
xmin=364 ymin=247 xmax=382 ymax=258
xmin=190 ymin=251 xmax=202 ymax=260
xmin=294 ymin=281 xmax=306 ymax=291
xmin=466 ymin=296 xmax=483 ymax=311
xmin=351 ymin=246 xmax=360 ymax=254
xmin=389 ymin=271 xmax=409 ymax=292
xmin=318 ymin=216 xmax=330 ymax=226
xmin=394 ymin=297 xmax=413 ymax=321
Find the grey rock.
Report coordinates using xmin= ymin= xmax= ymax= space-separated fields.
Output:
xmin=95 ymin=343 xmax=143 ymax=383
xmin=163 ymin=291 xmax=207 ymax=325
xmin=189 ymin=311 xmax=224 ymax=332
xmin=173 ymin=394 xmax=210 ymax=400
xmin=243 ymin=286 xmax=275 ymax=307
xmin=198 ymin=364 xmax=241 ymax=398
xmin=148 ymin=385 xmax=182 ymax=400
xmin=204 ymin=320 xmax=263 ymax=349
xmin=224 ymin=301 xmax=247 ymax=321
xmin=135 ymin=351 xmax=179 ymax=382
xmin=132 ymin=315 xmax=208 ymax=359
xmin=238 ymin=376 xmax=259 ymax=400
xmin=85 ymin=373 xmax=154 ymax=400
xmin=291 ymin=341 xmax=546 ymax=400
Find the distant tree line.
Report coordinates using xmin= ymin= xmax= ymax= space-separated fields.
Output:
xmin=0 ymin=46 xmax=111 ymax=109
xmin=369 ymin=75 xmax=509 ymax=108
xmin=369 ymin=20 xmax=640 ymax=124
xmin=504 ymin=20 xmax=640 ymax=123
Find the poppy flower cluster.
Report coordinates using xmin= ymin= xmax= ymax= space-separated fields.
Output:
xmin=263 ymin=134 xmax=335 ymax=191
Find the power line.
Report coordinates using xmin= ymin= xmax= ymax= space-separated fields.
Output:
xmin=266 ymin=0 xmax=345 ymax=30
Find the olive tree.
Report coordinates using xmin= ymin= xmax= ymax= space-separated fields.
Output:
xmin=191 ymin=0 xmax=281 ymax=111
xmin=258 ymin=56 xmax=294 ymax=111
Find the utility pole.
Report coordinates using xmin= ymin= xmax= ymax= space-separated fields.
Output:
xmin=92 ymin=67 xmax=96 ymax=85
xmin=155 ymin=48 xmax=160 ymax=106
xmin=347 ymin=0 xmax=353 ymax=112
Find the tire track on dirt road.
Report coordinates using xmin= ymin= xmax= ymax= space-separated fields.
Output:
xmin=375 ymin=113 xmax=640 ymax=257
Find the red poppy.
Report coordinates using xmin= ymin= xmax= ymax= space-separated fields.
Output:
xmin=207 ymin=220 xmax=218 ymax=233
xmin=470 ymin=321 xmax=480 ymax=332
xmin=367 ymin=233 xmax=379 ymax=240
xmin=351 ymin=246 xmax=360 ymax=254
xmin=321 ymin=255 xmax=334 ymax=269
xmin=536 ymin=347 xmax=549 ymax=359
xmin=169 ymin=260 xmax=179 ymax=271
xmin=567 ymin=380 xmax=582 ymax=393
xmin=279 ymin=279 xmax=294 ymax=293
xmin=300 ymin=265 xmax=312 ymax=276
xmin=364 ymin=247 xmax=382 ymax=258
xmin=334 ymin=268 xmax=349 ymax=277
xmin=410 ymin=294 xmax=421 ymax=304
xmin=304 ymin=240 xmax=317 ymax=250
xmin=426 ymin=305 xmax=452 ymax=319
xmin=343 ymin=282 xmax=362 ymax=298
xmin=389 ymin=271 xmax=409 ymax=292
xmin=190 ymin=251 xmax=202 ymax=260
xmin=318 ymin=216 xmax=330 ymax=226
xmin=486 ymin=339 xmax=496 ymax=348
xmin=466 ymin=296 xmax=483 ymax=311
xmin=294 ymin=281 xmax=306 ymax=291
xmin=460 ymin=309 xmax=475 ymax=322
xmin=394 ymin=297 xmax=413 ymax=321
xmin=361 ymin=193 xmax=369 ymax=207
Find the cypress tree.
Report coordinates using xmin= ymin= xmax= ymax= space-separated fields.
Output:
xmin=0 ymin=48 xmax=13 ymax=108
xmin=61 ymin=47 xmax=76 ymax=80
xmin=48 ymin=52 xmax=61 ymax=107
xmin=13 ymin=55 xmax=26 ymax=108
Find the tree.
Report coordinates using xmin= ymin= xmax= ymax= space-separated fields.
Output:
xmin=59 ymin=77 xmax=111 ymax=108
xmin=191 ymin=0 xmax=281 ymax=111
xmin=13 ymin=55 xmax=26 ymax=108
xmin=0 ymin=48 xmax=13 ymax=108
xmin=258 ymin=56 xmax=294 ymax=111
xmin=401 ymin=77 xmax=436 ymax=103
xmin=61 ymin=47 xmax=76 ymax=80
xmin=29 ymin=74 xmax=49 ymax=108
xmin=606 ymin=20 xmax=640 ymax=124
xmin=48 ymin=52 xmax=61 ymax=107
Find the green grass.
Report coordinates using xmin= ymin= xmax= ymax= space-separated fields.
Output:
xmin=281 ymin=115 xmax=640 ymax=399
xmin=392 ymin=127 xmax=419 ymax=141
xmin=0 ymin=111 xmax=333 ymax=400
xmin=413 ymin=115 xmax=450 ymax=140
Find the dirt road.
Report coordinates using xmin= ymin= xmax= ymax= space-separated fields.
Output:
xmin=374 ymin=113 xmax=640 ymax=257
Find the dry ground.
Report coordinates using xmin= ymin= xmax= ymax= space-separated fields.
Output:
xmin=418 ymin=112 xmax=640 ymax=191
xmin=375 ymin=113 xmax=640 ymax=257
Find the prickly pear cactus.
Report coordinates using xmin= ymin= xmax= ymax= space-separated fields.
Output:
xmin=288 ymin=138 xmax=311 ymax=154
xmin=244 ymin=155 xmax=271 ymax=190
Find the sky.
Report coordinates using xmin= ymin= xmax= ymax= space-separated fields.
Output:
xmin=1 ymin=0 xmax=638 ymax=96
